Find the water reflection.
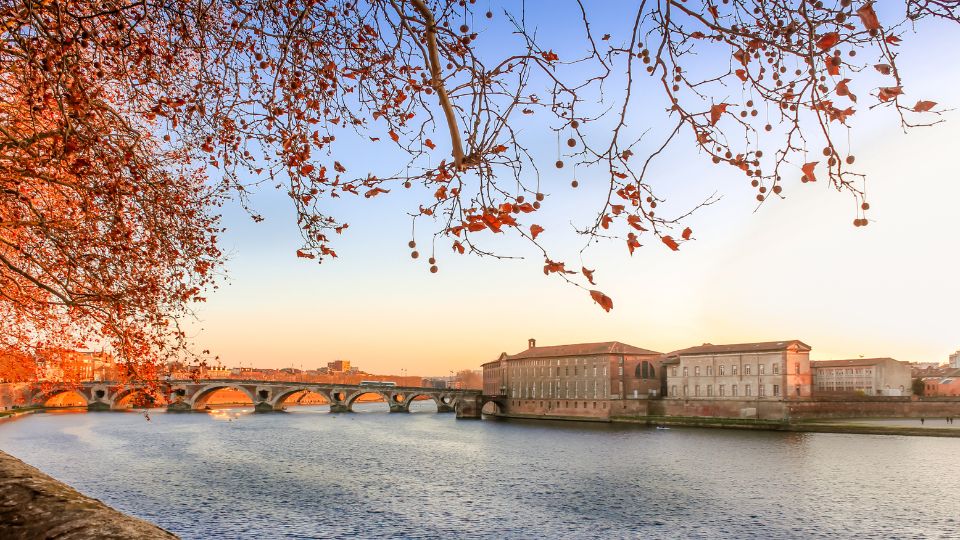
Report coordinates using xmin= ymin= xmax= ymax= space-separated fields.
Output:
xmin=1 ymin=405 xmax=958 ymax=539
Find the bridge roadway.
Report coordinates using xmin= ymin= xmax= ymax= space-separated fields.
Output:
xmin=30 ymin=380 xmax=486 ymax=419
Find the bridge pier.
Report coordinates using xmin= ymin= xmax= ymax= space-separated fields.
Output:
xmin=166 ymin=401 xmax=192 ymax=413
xmin=87 ymin=401 xmax=111 ymax=412
xmin=437 ymin=403 xmax=455 ymax=413
xmin=389 ymin=403 xmax=409 ymax=413
xmin=455 ymin=396 xmax=482 ymax=419
xmin=329 ymin=403 xmax=350 ymax=413
xmin=254 ymin=401 xmax=275 ymax=413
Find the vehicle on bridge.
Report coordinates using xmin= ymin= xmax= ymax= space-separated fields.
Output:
xmin=359 ymin=381 xmax=396 ymax=387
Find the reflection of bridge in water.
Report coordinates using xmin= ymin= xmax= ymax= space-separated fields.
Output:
xmin=30 ymin=380 xmax=486 ymax=419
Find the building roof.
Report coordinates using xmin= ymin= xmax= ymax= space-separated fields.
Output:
xmin=811 ymin=357 xmax=901 ymax=368
xmin=664 ymin=340 xmax=811 ymax=358
xmin=505 ymin=341 xmax=661 ymax=360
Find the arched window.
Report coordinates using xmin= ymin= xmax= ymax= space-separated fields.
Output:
xmin=635 ymin=361 xmax=656 ymax=379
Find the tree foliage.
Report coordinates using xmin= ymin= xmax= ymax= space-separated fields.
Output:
xmin=1 ymin=0 xmax=956 ymax=379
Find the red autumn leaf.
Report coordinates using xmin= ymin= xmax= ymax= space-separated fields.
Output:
xmin=816 ymin=32 xmax=840 ymax=50
xmin=301 ymin=164 xmax=315 ymax=175
xmin=364 ymin=187 xmax=390 ymax=198
xmin=682 ymin=227 xmax=692 ymax=240
xmin=333 ymin=161 xmax=346 ymax=173
xmin=913 ymin=100 xmax=937 ymax=112
xmin=424 ymin=138 xmax=436 ymax=149
xmin=626 ymin=215 xmax=647 ymax=231
xmin=626 ymin=232 xmax=641 ymax=255
xmin=661 ymin=235 xmax=679 ymax=251
xmin=856 ymin=3 xmax=881 ymax=31
xmin=735 ymin=69 xmax=748 ymax=82
xmin=878 ymin=86 xmax=903 ymax=102
xmin=874 ymin=63 xmax=892 ymax=75
xmin=885 ymin=35 xmax=902 ymax=45
xmin=582 ymin=267 xmax=596 ymax=285
xmin=801 ymin=161 xmax=818 ymax=182
xmin=589 ymin=290 xmax=614 ymax=312
xmin=491 ymin=144 xmax=508 ymax=153
xmin=452 ymin=241 xmax=465 ymax=254
xmin=530 ymin=224 xmax=544 ymax=240
xmin=601 ymin=34 xmax=611 ymax=41
xmin=540 ymin=50 xmax=559 ymax=62
xmin=601 ymin=214 xmax=613 ymax=229
xmin=709 ymin=103 xmax=728 ymax=126
xmin=835 ymin=79 xmax=856 ymax=103
xmin=388 ymin=129 xmax=399 ymax=142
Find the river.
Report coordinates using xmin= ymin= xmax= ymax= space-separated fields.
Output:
xmin=2 ymin=403 xmax=958 ymax=539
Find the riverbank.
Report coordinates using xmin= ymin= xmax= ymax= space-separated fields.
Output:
xmin=617 ymin=415 xmax=960 ymax=437
xmin=485 ymin=411 xmax=960 ymax=437
xmin=0 ymin=450 xmax=177 ymax=539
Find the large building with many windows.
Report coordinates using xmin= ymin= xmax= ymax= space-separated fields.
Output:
xmin=662 ymin=340 xmax=813 ymax=402
xmin=481 ymin=339 xmax=663 ymax=419
xmin=811 ymin=358 xmax=912 ymax=396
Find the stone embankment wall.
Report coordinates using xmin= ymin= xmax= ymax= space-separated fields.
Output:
xmin=0 ymin=451 xmax=178 ymax=540
xmin=786 ymin=398 xmax=960 ymax=419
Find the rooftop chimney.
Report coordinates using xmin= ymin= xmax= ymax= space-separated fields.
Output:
xmin=528 ymin=338 xmax=536 ymax=349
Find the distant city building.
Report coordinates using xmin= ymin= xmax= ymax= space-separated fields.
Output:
xmin=327 ymin=360 xmax=351 ymax=373
xmin=812 ymin=358 xmax=912 ymax=396
xmin=663 ymin=340 xmax=813 ymax=401
xmin=37 ymin=350 xmax=117 ymax=382
xmin=950 ymin=350 xmax=960 ymax=368
xmin=923 ymin=369 xmax=960 ymax=396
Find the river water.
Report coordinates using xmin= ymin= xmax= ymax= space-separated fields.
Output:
xmin=2 ymin=403 xmax=958 ymax=539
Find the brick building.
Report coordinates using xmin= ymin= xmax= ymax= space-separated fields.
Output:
xmin=481 ymin=339 xmax=664 ymax=419
xmin=923 ymin=369 xmax=960 ymax=396
xmin=811 ymin=358 xmax=912 ymax=396
xmin=663 ymin=340 xmax=813 ymax=401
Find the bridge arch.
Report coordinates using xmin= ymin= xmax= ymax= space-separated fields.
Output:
xmin=345 ymin=390 xmax=391 ymax=412
xmin=34 ymin=387 xmax=89 ymax=408
xmin=269 ymin=387 xmax=332 ymax=410
xmin=111 ymin=387 xmax=161 ymax=409
xmin=404 ymin=393 xmax=442 ymax=411
xmin=191 ymin=383 xmax=257 ymax=410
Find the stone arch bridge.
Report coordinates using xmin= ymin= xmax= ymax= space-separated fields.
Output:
xmin=29 ymin=380 xmax=484 ymax=419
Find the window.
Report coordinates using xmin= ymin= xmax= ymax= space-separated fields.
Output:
xmin=618 ymin=366 xmax=623 ymax=376
xmin=683 ymin=367 xmax=689 ymax=377
xmin=758 ymin=385 xmax=765 ymax=397
xmin=719 ymin=365 xmax=725 ymax=376
xmin=719 ymin=384 xmax=725 ymax=396
xmin=695 ymin=385 xmax=701 ymax=396
xmin=636 ymin=361 xmax=655 ymax=379
xmin=672 ymin=367 xmax=678 ymax=377
xmin=671 ymin=385 xmax=678 ymax=397
xmin=744 ymin=365 xmax=751 ymax=375
xmin=773 ymin=385 xmax=780 ymax=397
xmin=732 ymin=384 xmax=738 ymax=396
xmin=732 ymin=365 xmax=738 ymax=376
xmin=683 ymin=385 xmax=689 ymax=396
xmin=795 ymin=362 xmax=800 ymax=374
xmin=695 ymin=366 xmax=701 ymax=376
xmin=759 ymin=364 xmax=765 ymax=375
xmin=745 ymin=384 xmax=752 ymax=396
xmin=772 ymin=363 xmax=780 ymax=375
xmin=707 ymin=385 xmax=713 ymax=397
xmin=707 ymin=365 xmax=713 ymax=376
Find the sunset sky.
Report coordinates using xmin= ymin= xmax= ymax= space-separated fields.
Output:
xmin=186 ymin=4 xmax=960 ymax=376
